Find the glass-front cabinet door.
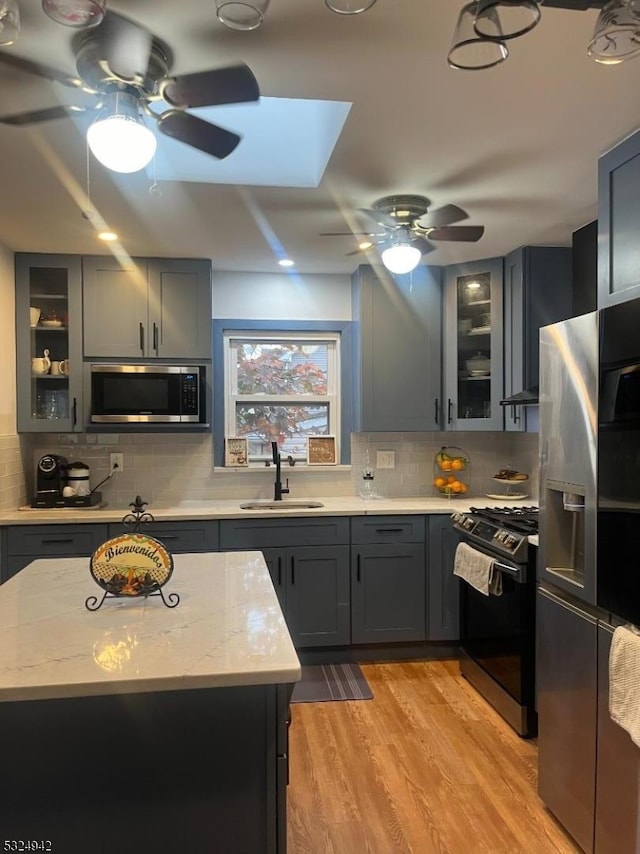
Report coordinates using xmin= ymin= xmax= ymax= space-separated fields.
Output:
xmin=443 ymin=257 xmax=504 ymax=430
xmin=16 ymin=254 xmax=83 ymax=432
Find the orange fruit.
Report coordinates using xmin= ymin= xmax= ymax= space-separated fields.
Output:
xmin=434 ymin=477 xmax=446 ymax=488
xmin=440 ymin=459 xmax=452 ymax=471
xmin=447 ymin=475 xmax=457 ymax=484
xmin=451 ymin=458 xmax=464 ymax=471
xmin=458 ymin=482 xmax=468 ymax=493
xmin=451 ymin=481 xmax=462 ymax=493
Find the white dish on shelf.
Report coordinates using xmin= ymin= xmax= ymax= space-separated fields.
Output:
xmin=469 ymin=369 xmax=490 ymax=377
xmin=468 ymin=326 xmax=491 ymax=336
xmin=40 ymin=320 xmax=63 ymax=327
xmin=492 ymin=476 xmax=529 ymax=485
xmin=486 ymin=492 xmax=528 ymax=500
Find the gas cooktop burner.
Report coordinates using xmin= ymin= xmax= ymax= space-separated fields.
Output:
xmin=469 ymin=506 xmax=539 ymax=534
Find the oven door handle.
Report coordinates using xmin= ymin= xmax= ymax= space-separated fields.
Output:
xmin=492 ymin=560 xmax=526 ymax=583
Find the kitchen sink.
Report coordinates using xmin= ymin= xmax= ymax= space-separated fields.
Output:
xmin=239 ymin=500 xmax=324 ymax=510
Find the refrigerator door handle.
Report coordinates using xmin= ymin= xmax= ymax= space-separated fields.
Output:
xmin=538 ymin=585 xmax=598 ymax=624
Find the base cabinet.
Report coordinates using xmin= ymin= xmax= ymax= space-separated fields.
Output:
xmin=1 ymin=524 xmax=109 ymax=582
xmin=427 ymin=515 xmax=460 ymax=641
xmin=351 ymin=543 xmax=426 ymax=643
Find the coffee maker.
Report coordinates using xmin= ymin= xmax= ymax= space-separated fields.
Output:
xmin=32 ymin=454 xmax=68 ymax=507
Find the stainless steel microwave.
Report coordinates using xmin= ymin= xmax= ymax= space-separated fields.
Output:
xmin=90 ymin=364 xmax=206 ymax=424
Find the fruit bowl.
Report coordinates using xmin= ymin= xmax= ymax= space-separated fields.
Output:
xmin=433 ymin=446 xmax=470 ymax=497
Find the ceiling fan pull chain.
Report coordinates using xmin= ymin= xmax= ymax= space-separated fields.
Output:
xmin=149 ymin=153 xmax=162 ymax=198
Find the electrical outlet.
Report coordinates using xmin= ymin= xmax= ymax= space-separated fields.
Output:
xmin=110 ymin=453 xmax=124 ymax=472
xmin=376 ymin=450 xmax=395 ymax=469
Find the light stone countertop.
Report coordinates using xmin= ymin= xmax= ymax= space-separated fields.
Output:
xmin=2 ymin=495 xmax=538 ymax=525
xmin=0 ymin=551 xmax=301 ymax=703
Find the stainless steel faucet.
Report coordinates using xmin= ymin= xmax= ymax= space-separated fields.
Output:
xmin=272 ymin=441 xmax=290 ymax=501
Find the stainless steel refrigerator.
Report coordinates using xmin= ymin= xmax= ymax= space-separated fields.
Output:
xmin=537 ymin=306 xmax=640 ymax=854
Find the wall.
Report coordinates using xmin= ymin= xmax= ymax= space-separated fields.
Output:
xmin=26 ymin=429 xmax=539 ymax=508
xmin=0 ymin=243 xmax=27 ymax=510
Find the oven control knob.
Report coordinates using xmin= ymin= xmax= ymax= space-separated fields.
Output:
xmin=451 ymin=513 xmax=461 ymax=523
xmin=505 ymin=535 xmax=517 ymax=548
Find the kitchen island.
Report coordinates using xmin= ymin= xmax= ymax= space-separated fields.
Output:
xmin=0 ymin=551 xmax=300 ymax=853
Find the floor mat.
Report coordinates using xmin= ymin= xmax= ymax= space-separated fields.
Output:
xmin=290 ymin=662 xmax=373 ymax=703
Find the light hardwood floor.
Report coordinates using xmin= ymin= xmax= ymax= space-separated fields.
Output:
xmin=287 ymin=660 xmax=579 ymax=854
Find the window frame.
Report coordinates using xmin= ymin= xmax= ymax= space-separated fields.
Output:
xmin=224 ymin=330 xmax=340 ymax=462
xmin=212 ymin=319 xmax=354 ymax=468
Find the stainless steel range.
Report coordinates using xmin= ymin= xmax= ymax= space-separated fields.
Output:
xmin=451 ymin=505 xmax=539 ymax=737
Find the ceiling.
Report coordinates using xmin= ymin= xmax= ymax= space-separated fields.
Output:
xmin=0 ymin=0 xmax=637 ymax=275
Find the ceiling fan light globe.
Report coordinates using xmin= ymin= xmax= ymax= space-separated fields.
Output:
xmin=41 ymin=0 xmax=105 ymax=28
xmin=381 ymin=243 xmax=421 ymax=275
xmin=87 ymin=114 xmax=157 ymax=173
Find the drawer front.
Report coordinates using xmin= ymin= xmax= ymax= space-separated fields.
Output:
xmin=220 ymin=517 xmax=350 ymax=549
xmin=7 ymin=524 xmax=109 ymax=557
xmin=351 ymin=515 xmax=425 ymax=544
xmin=107 ymin=521 xmax=219 ymax=553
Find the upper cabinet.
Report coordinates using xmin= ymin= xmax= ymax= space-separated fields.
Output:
xmin=16 ymin=254 xmax=84 ymax=433
xmin=352 ymin=264 xmax=442 ymax=432
xmin=503 ymin=246 xmax=572 ymax=431
xmin=443 ymin=257 xmax=504 ymax=430
xmin=83 ymin=256 xmax=212 ymax=360
xmin=598 ymin=128 xmax=640 ymax=308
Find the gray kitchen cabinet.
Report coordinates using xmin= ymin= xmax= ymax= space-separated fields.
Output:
xmin=220 ymin=517 xmax=350 ymax=648
xmin=351 ymin=516 xmax=426 ymax=644
xmin=83 ymin=256 xmax=212 ymax=359
xmin=443 ymin=257 xmax=504 ymax=430
xmin=15 ymin=253 xmax=84 ymax=433
xmin=1 ymin=523 xmax=109 ymax=582
xmin=351 ymin=264 xmax=443 ymax=431
xmin=427 ymin=515 xmax=460 ymax=641
xmin=350 ymin=543 xmax=425 ymax=644
xmin=598 ymin=128 xmax=640 ymax=308
xmin=107 ymin=520 xmax=219 ymax=553
xmin=503 ymin=246 xmax=572 ymax=431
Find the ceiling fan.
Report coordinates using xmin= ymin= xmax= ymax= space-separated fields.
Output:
xmin=0 ymin=10 xmax=260 ymax=172
xmin=321 ymin=194 xmax=485 ymax=273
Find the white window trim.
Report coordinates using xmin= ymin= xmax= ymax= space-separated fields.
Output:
xmin=223 ymin=330 xmax=341 ymax=463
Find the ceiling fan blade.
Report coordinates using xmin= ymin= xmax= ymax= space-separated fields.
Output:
xmin=320 ymin=232 xmax=383 ymax=237
xmin=411 ymin=236 xmax=436 ymax=255
xmin=417 ymin=204 xmax=469 ymax=229
xmin=0 ymin=105 xmax=93 ymax=126
xmin=427 ymin=225 xmax=485 ymax=242
xmin=161 ymin=64 xmax=259 ymax=109
xmin=157 ymin=110 xmax=241 ymax=160
xmin=96 ymin=11 xmax=153 ymax=82
xmin=0 ymin=52 xmax=93 ymax=93
xmin=356 ymin=208 xmax=399 ymax=230
xmin=345 ymin=242 xmax=385 ymax=257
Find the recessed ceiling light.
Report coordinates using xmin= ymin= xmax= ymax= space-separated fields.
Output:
xmin=97 ymin=231 xmax=118 ymax=242
xmin=359 ymin=241 xmax=373 ymax=250
xmin=278 ymin=259 xmax=294 ymax=267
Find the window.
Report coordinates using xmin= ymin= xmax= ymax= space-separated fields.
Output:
xmin=224 ymin=331 xmax=341 ymax=462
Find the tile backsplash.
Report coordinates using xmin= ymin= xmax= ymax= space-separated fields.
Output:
xmin=0 ymin=435 xmax=28 ymax=510
xmin=24 ymin=430 xmax=539 ymax=509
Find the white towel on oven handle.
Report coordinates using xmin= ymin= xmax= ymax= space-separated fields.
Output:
xmin=453 ymin=542 xmax=503 ymax=597
xmin=609 ymin=623 xmax=640 ymax=748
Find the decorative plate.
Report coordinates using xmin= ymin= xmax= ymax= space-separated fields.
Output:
xmin=90 ymin=533 xmax=174 ymax=597
xmin=485 ymin=492 xmax=528 ymax=500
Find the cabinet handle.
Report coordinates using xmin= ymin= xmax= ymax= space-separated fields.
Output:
xmin=153 ymin=322 xmax=158 ymax=354
xmin=290 ymin=556 xmax=295 ymax=585
xmin=72 ymin=396 xmax=77 ymax=428
xmin=157 ymin=535 xmax=178 ymax=540
xmin=512 ymin=404 xmax=520 ymax=424
xmin=375 ymin=527 xmax=403 ymax=534
xmin=41 ymin=538 xmax=74 ymax=545
xmin=447 ymin=398 xmax=453 ymax=424
xmin=139 ymin=322 xmax=145 ymax=354
xmin=278 ymin=556 xmax=282 ymax=586
xmin=434 ymin=398 xmax=439 ymax=426
xmin=356 ymin=554 xmax=361 ymax=582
